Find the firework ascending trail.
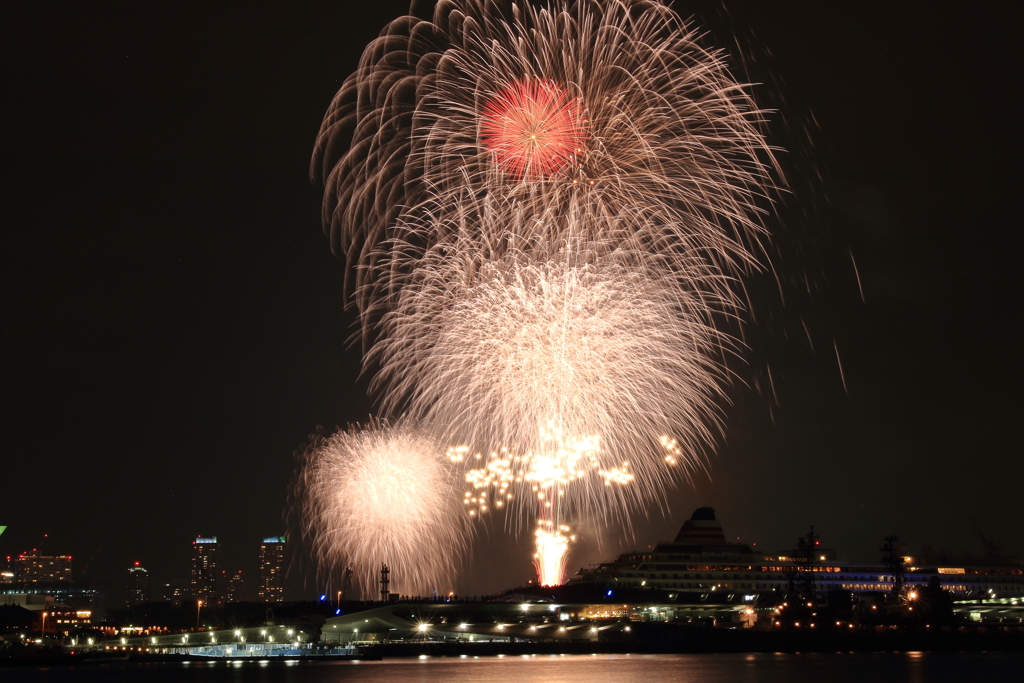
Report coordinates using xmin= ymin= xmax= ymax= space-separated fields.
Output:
xmin=311 ymin=0 xmax=779 ymax=587
xmin=291 ymin=421 xmax=471 ymax=598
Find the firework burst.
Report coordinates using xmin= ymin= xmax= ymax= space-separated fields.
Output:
xmin=370 ymin=227 xmax=730 ymax=527
xmin=311 ymin=0 xmax=780 ymax=587
xmin=480 ymin=78 xmax=588 ymax=180
xmin=313 ymin=0 xmax=777 ymax=314
xmin=291 ymin=420 xmax=471 ymax=598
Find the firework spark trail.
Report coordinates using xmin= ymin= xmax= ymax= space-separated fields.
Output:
xmin=313 ymin=0 xmax=778 ymax=317
xmin=291 ymin=420 xmax=471 ymax=598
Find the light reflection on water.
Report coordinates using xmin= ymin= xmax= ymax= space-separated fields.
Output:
xmin=7 ymin=652 xmax=1023 ymax=683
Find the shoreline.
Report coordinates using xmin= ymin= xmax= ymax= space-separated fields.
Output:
xmin=4 ymin=627 xmax=1022 ymax=667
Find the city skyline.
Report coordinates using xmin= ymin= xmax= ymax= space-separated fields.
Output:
xmin=4 ymin=508 xmax=1017 ymax=608
xmin=2 ymin=0 xmax=1021 ymax=598
xmin=1 ymin=534 xmax=290 ymax=606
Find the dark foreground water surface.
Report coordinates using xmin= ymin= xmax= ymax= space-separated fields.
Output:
xmin=7 ymin=652 xmax=1022 ymax=682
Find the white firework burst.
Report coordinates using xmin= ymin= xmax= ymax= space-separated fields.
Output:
xmin=370 ymin=228 xmax=731 ymax=528
xmin=292 ymin=420 xmax=472 ymax=598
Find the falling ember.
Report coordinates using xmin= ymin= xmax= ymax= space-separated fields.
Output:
xmin=481 ymin=79 xmax=587 ymax=180
xmin=455 ymin=423 xmax=641 ymax=586
xmin=454 ymin=425 xmax=618 ymax=519
xmin=660 ymin=435 xmax=682 ymax=466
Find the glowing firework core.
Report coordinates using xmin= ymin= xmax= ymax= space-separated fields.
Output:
xmin=535 ymin=523 xmax=572 ymax=587
xmin=481 ymin=79 xmax=587 ymax=179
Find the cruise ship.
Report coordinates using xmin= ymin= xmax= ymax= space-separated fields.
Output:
xmin=569 ymin=507 xmax=1023 ymax=601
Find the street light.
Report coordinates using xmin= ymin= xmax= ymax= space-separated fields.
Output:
xmin=196 ymin=600 xmax=203 ymax=629
xmin=40 ymin=612 xmax=47 ymax=640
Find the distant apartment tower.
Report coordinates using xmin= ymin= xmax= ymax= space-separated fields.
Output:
xmin=15 ymin=551 xmax=72 ymax=583
xmin=127 ymin=562 xmax=149 ymax=606
xmin=258 ymin=536 xmax=285 ymax=602
xmin=191 ymin=537 xmax=219 ymax=603
xmin=159 ymin=579 xmax=188 ymax=607
xmin=224 ymin=570 xmax=246 ymax=603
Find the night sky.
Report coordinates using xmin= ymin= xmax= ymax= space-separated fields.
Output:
xmin=2 ymin=2 xmax=1020 ymax=602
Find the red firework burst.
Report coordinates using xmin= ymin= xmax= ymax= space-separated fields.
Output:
xmin=481 ymin=79 xmax=587 ymax=179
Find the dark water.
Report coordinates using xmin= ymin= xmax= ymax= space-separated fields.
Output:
xmin=7 ymin=652 xmax=1022 ymax=682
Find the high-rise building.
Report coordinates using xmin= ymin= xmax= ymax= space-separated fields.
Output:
xmin=15 ymin=551 xmax=72 ymax=583
xmin=159 ymin=579 xmax=188 ymax=607
xmin=190 ymin=537 xmax=219 ymax=604
xmin=258 ymin=536 xmax=285 ymax=603
xmin=224 ymin=570 xmax=246 ymax=603
xmin=127 ymin=562 xmax=149 ymax=607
